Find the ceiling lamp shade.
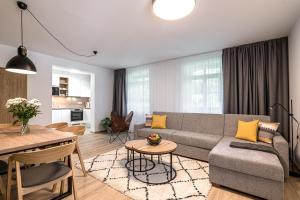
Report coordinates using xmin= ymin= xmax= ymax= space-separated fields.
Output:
xmin=6 ymin=46 xmax=37 ymax=75
xmin=153 ymin=0 xmax=196 ymax=20
xmin=5 ymin=1 xmax=37 ymax=75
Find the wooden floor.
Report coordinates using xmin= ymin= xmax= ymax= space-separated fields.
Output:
xmin=3 ymin=133 xmax=300 ymax=200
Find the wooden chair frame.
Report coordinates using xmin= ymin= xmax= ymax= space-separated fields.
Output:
xmin=6 ymin=142 xmax=77 ymax=200
xmin=46 ymin=122 xmax=68 ymax=129
xmin=0 ymin=175 xmax=6 ymax=200
xmin=57 ymin=125 xmax=87 ymax=177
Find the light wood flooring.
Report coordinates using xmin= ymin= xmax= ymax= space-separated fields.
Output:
xmin=3 ymin=133 xmax=300 ymax=200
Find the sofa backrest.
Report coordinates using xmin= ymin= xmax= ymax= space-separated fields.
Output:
xmin=181 ymin=113 xmax=225 ymax=135
xmin=224 ymin=114 xmax=270 ymax=136
xmin=153 ymin=111 xmax=183 ymax=130
xmin=152 ymin=112 xmax=271 ymax=137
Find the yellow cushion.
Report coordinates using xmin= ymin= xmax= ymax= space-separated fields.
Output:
xmin=235 ymin=120 xmax=259 ymax=142
xmin=151 ymin=115 xmax=167 ymax=129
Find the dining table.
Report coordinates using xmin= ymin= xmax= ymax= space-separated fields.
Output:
xmin=0 ymin=125 xmax=77 ymax=200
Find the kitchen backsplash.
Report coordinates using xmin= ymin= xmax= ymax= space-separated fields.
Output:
xmin=52 ymin=96 xmax=90 ymax=109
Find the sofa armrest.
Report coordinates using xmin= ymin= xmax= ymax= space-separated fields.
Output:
xmin=133 ymin=123 xmax=145 ymax=138
xmin=273 ymin=133 xmax=289 ymax=179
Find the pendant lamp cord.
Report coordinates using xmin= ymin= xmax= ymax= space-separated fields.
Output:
xmin=22 ymin=8 xmax=97 ymax=57
xmin=21 ymin=10 xmax=23 ymax=46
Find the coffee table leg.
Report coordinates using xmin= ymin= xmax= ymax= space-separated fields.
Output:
xmin=132 ymin=150 xmax=135 ymax=175
xmin=170 ymin=152 xmax=172 ymax=181
xmin=140 ymin=153 xmax=142 ymax=171
xmin=127 ymin=149 xmax=129 ymax=161
xmin=151 ymin=155 xmax=153 ymax=161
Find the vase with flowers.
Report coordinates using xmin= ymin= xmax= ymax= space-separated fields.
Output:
xmin=5 ymin=98 xmax=41 ymax=135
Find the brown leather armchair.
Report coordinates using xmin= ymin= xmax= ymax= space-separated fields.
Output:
xmin=108 ymin=111 xmax=134 ymax=143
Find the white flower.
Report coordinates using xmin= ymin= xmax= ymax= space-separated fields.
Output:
xmin=5 ymin=98 xmax=41 ymax=108
xmin=28 ymin=98 xmax=41 ymax=107
xmin=5 ymin=97 xmax=27 ymax=108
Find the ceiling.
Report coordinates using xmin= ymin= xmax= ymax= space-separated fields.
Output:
xmin=0 ymin=0 xmax=300 ymax=69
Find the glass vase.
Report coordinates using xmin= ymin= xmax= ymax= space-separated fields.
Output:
xmin=20 ymin=122 xmax=30 ymax=135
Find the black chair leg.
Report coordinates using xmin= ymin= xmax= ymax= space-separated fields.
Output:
xmin=109 ymin=131 xmax=131 ymax=144
xmin=109 ymin=132 xmax=120 ymax=143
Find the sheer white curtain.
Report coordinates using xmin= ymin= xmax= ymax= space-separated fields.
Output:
xmin=126 ymin=51 xmax=223 ymax=127
xmin=180 ymin=52 xmax=223 ymax=113
xmin=126 ymin=66 xmax=150 ymax=127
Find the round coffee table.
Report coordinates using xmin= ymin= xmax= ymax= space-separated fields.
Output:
xmin=131 ymin=139 xmax=177 ymax=184
xmin=125 ymin=140 xmax=155 ymax=172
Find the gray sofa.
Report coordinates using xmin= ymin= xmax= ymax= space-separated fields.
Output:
xmin=134 ymin=112 xmax=289 ymax=200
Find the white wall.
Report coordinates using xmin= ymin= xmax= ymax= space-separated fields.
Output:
xmin=289 ymin=16 xmax=300 ymax=150
xmin=0 ymin=44 xmax=114 ymax=132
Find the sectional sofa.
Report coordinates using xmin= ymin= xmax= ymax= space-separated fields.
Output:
xmin=134 ymin=112 xmax=289 ymax=200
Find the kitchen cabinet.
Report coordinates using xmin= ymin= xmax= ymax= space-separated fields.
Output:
xmin=52 ymin=110 xmax=62 ymax=123
xmin=52 ymin=72 xmax=91 ymax=97
xmin=61 ymin=110 xmax=71 ymax=122
xmin=52 ymin=74 xmax=59 ymax=86
xmin=52 ymin=109 xmax=71 ymax=123
xmin=84 ymin=109 xmax=91 ymax=122
xmin=80 ymin=76 xmax=91 ymax=97
xmin=68 ymin=76 xmax=81 ymax=97
xmin=83 ymin=109 xmax=91 ymax=128
xmin=69 ymin=75 xmax=90 ymax=97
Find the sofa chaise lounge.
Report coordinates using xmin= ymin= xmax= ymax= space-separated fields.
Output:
xmin=134 ymin=112 xmax=288 ymax=200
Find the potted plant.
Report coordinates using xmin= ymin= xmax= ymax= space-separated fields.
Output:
xmin=5 ymin=98 xmax=41 ymax=135
xmin=101 ymin=117 xmax=111 ymax=132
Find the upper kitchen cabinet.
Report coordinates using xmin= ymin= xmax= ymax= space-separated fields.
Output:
xmin=69 ymin=74 xmax=91 ymax=97
xmin=68 ymin=75 xmax=81 ymax=97
xmin=80 ymin=75 xmax=91 ymax=97
xmin=52 ymin=69 xmax=91 ymax=97
xmin=52 ymin=73 xmax=60 ymax=86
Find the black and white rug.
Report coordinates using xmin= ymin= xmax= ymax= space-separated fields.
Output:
xmin=76 ymin=147 xmax=211 ymax=200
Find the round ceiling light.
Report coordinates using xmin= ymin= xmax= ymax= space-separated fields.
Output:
xmin=153 ymin=0 xmax=196 ymax=20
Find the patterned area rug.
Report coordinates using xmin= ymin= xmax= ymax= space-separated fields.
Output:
xmin=76 ymin=147 xmax=211 ymax=200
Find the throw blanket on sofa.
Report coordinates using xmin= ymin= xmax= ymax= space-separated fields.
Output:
xmin=230 ymin=141 xmax=288 ymax=175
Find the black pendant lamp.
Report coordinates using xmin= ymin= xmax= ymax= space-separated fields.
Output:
xmin=5 ymin=1 xmax=37 ymax=75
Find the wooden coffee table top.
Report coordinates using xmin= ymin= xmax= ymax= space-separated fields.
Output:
xmin=126 ymin=139 xmax=177 ymax=155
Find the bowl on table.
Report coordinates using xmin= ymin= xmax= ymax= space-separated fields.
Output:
xmin=146 ymin=133 xmax=162 ymax=146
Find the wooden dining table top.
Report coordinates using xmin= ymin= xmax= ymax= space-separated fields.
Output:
xmin=0 ymin=125 xmax=77 ymax=156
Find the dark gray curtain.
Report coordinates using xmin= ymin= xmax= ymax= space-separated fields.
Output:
xmin=113 ymin=69 xmax=127 ymax=117
xmin=223 ymin=37 xmax=289 ymax=140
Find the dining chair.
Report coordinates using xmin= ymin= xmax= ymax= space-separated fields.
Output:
xmin=57 ymin=125 xmax=87 ymax=176
xmin=6 ymin=142 xmax=77 ymax=200
xmin=46 ymin=122 xmax=68 ymax=129
xmin=0 ymin=160 xmax=8 ymax=200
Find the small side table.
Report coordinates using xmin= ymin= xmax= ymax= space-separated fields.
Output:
xmin=125 ymin=140 xmax=155 ymax=172
xmin=131 ymin=139 xmax=177 ymax=184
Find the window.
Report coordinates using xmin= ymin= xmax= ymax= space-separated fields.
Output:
xmin=181 ymin=53 xmax=223 ymax=113
xmin=127 ymin=66 xmax=150 ymax=125
xmin=126 ymin=52 xmax=223 ymax=125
